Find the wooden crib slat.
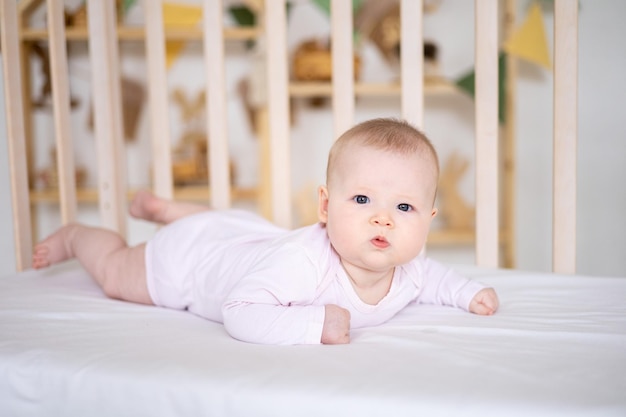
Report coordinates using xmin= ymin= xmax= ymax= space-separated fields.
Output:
xmin=331 ymin=0 xmax=355 ymax=138
xmin=87 ymin=0 xmax=127 ymax=235
xmin=265 ymin=0 xmax=292 ymax=228
xmin=400 ymin=0 xmax=424 ymax=128
xmin=0 ymin=0 xmax=33 ymax=271
xmin=46 ymin=0 xmax=77 ymax=224
xmin=474 ymin=0 xmax=499 ymax=268
xmin=203 ymin=0 xmax=231 ymax=210
xmin=553 ymin=0 xmax=578 ymax=274
xmin=144 ymin=0 xmax=174 ymax=200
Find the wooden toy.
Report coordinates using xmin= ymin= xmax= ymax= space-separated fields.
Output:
xmin=438 ymin=153 xmax=475 ymax=231
xmin=292 ymin=39 xmax=361 ymax=82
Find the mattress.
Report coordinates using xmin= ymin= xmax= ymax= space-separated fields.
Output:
xmin=1 ymin=261 xmax=625 ymax=416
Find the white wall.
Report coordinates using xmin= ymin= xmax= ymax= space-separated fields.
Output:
xmin=1 ymin=0 xmax=624 ymax=277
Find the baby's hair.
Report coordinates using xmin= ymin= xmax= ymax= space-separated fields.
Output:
xmin=326 ymin=118 xmax=440 ymax=184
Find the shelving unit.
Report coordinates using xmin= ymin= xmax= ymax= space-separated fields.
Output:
xmin=16 ymin=0 xmax=517 ymax=267
xmin=17 ymin=1 xmax=261 ymax=206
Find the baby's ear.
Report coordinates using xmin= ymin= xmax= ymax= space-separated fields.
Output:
xmin=317 ymin=186 xmax=329 ymax=223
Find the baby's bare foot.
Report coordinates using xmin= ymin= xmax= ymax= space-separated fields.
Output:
xmin=32 ymin=224 xmax=77 ymax=269
xmin=129 ymin=189 xmax=166 ymax=223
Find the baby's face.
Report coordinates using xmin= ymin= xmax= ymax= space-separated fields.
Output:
xmin=318 ymin=144 xmax=438 ymax=277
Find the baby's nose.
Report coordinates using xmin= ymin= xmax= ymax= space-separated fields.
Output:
xmin=370 ymin=214 xmax=393 ymax=228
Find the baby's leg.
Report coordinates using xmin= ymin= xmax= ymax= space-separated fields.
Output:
xmin=33 ymin=224 xmax=153 ymax=305
xmin=130 ymin=189 xmax=209 ymax=225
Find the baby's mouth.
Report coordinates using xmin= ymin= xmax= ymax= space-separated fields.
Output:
xmin=371 ymin=236 xmax=390 ymax=249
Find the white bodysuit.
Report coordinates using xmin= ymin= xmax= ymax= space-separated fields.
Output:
xmin=145 ymin=210 xmax=485 ymax=345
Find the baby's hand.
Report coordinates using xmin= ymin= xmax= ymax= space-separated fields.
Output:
xmin=469 ymin=288 xmax=499 ymax=315
xmin=321 ymin=304 xmax=351 ymax=344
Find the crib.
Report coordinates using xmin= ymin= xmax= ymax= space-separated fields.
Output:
xmin=1 ymin=1 xmax=625 ymax=416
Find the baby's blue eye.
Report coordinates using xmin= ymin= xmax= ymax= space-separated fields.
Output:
xmin=354 ymin=195 xmax=369 ymax=204
xmin=397 ymin=203 xmax=412 ymax=212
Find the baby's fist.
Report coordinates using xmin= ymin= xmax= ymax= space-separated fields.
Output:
xmin=321 ymin=304 xmax=351 ymax=344
xmin=469 ymin=288 xmax=499 ymax=315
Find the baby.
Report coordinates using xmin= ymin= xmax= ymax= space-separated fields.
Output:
xmin=33 ymin=118 xmax=498 ymax=345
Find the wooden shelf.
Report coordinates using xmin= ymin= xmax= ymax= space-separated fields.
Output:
xmin=289 ymin=76 xmax=459 ymax=98
xmin=428 ymin=229 xmax=475 ymax=245
xmin=20 ymin=26 xmax=260 ymax=42
xmin=29 ymin=185 xmax=258 ymax=204
xmin=428 ymin=228 xmax=512 ymax=246
xmin=173 ymin=185 xmax=257 ymax=201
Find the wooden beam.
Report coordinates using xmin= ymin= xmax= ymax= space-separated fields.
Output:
xmin=1 ymin=0 xmax=33 ymax=271
xmin=474 ymin=0 xmax=499 ymax=268
xmin=400 ymin=0 xmax=424 ymax=128
xmin=331 ymin=0 xmax=355 ymax=139
xmin=553 ymin=0 xmax=578 ymax=274
xmin=203 ymin=0 xmax=231 ymax=209
xmin=144 ymin=0 xmax=174 ymax=200
xmin=87 ymin=0 xmax=127 ymax=235
xmin=265 ymin=0 xmax=292 ymax=228
xmin=46 ymin=0 xmax=77 ymax=224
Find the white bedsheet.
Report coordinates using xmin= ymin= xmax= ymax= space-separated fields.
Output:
xmin=1 ymin=261 xmax=625 ymax=417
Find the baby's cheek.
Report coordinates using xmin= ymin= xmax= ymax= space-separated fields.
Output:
xmin=406 ymin=233 xmax=427 ymax=257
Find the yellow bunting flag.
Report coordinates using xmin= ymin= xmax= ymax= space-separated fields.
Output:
xmin=503 ymin=2 xmax=552 ymax=69
xmin=162 ymin=3 xmax=203 ymax=69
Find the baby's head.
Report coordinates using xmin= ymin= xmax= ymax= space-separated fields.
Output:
xmin=318 ymin=118 xmax=440 ymax=274
xmin=326 ymin=118 xmax=439 ymax=201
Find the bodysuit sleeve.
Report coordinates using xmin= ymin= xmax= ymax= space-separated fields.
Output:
xmin=415 ymin=257 xmax=486 ymax=311
xmin=221 ymin=243 xmax=326 ymax=345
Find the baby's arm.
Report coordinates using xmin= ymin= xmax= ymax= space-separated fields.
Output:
xmin=224 ymin=300 xmax=351 ymax=344
xmin=468 ymin=287 xmax=499 ymax=315
xmin=222 ymin=301 xmax=326 ymax=344
xmin=418 ymin=258 xmax=498 ymax=314
xmin=223 ymin=245 xmax=351 ymax=345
